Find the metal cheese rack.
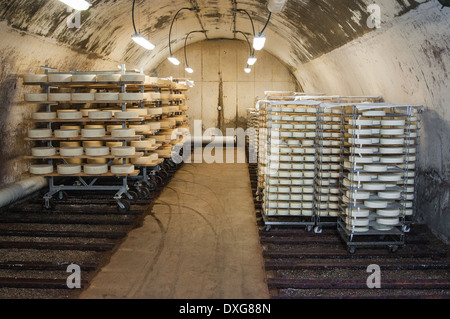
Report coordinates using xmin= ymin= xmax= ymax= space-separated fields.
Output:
xmin=23 ymin=65 xmax=164 ymax=212
xmin=258 ymin=99 xmax=322 ymax=231
xmin=335 ymin=102 xmax=423 ymax=253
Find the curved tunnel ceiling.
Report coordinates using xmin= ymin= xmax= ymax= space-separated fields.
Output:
xmin=0 ymin=0 xmax=426 ymax=74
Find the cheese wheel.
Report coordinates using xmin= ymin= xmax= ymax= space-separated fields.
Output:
xmin=66 ymin=159 xmax=82 ymax=165
xmin=364 ymin=200 xmax=388 ymax=209
xmin=376 ymin=217 xmax=399 ymax=226
xmin=60 ymin=125 xmax=81 ymax=133
xmin=119 ymin=93 xmax=144 ymax=101
xmin=71 ymin=74 xmax=97 ymax=82
xmin=30 ymin=164 xmax=53 ymax=175
xmin=84 ymin=125 xmax=105 ymax=129
xmin=48 ymin=93 xmax=71 ymax=101
xmin=111 ymin=146 xmax=135 ymax=156
xmin=362 ymin=110 xmax=386 ymax=117
xmin=148 ymin=153 xmax=158 ymax=161
xmin=96 ymin=74 xmax=121 ymax=82
xmin=148 ymin=122 xmax=161 ymax=130
xmin=121 ymin=74 xmax=145 ymax=82
xmin=83 ymin=141 xmax=104 ymax=148
xmin=85 ymin=147 xmax=109 ymax=157
xmin=377 ymin=208 xmax=400 ymax=217
xmin=149 ymin=92 xmax=161 ymax=100
xmin=60 ymin=147 xmax=84 ymax=157
xmin=95 ymin=93 xmax=119 ymax=101
xmin=57 ymin=110 xmax=82 ymax=119
xmin=60 ymin=141 xmax=81 ymax=147
xmin=25 ymin=93 xmax=48 ymax=102
xmin=23 ymin=74 xmax=48 ymax=83
xmin=381 ymin=119 xmax=405 ymax=126
xmin=31 ymin=147 xmax=56 ymax=157
xmin=128 ymin=108 xmax=148 ymax=117
xmin=28 ymin=128 xmax=52 ymax=138
xmin=380 ymin=138 xmax=404 ymax=145
xmin=106 ymin=141 xmax=123 ymax=148
xmin=114 ymin=111 xmax=139 ymax=119
xmin=111 ymin=128 xmax=135 ymax=137
xmin=131 ymin=156 xmax=157 ymax=164
xmin=148 ymin=108 xmax=163 ymax=116
xmin=32 ymin=112 xmax=57 ymax=120
xmin=380 ymin=128 xmax=404 ymax=135
xmin=131 ymin=140 xmax=154 ymax=149
xmin=48 ymin=74 xmax=72 ymax=82
xmin=88 ymin=111 xmax=112 ymax=120
xmin=57 ymin=164 xmax=81 ymax=175
xmin=111 ymin=164 xmax=135 ymax=174
xmin=145 ymin=76 xmax=158 ymax=85
xmin=81 ymin=128 xmax=106 ymax=138
xmin=72 ymin=93 xmax=95 ymax=101
xmin=84 ymin=164 xmax=108 ymax=175
xmin=80 ymin=109 xmax=100 ymax=117
xmin=378 ymin=191 xmax=401 ymax=199
xmin=346 ymin=217 xmax=370 ymax=226
xmin=55 ymin=129 xmax=78 ymax=138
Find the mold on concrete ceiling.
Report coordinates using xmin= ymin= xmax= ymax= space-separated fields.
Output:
xmin=0 ymin=0 xmax=428 ymax=72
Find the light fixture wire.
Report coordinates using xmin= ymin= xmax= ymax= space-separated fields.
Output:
xmin=184 ymin=30 xmax=207 ymax=71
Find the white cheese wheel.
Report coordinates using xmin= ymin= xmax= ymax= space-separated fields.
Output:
xmin=376 ymin=217 xmax=399 ymax=226
xmin=346 ymin=190 xmax=370 ymax=200
xmin=131 ymin=140 xmax=154 ymax=149
xmin=81 ymin=128 xmax=106 ymax=138
xmin=71 ymin=74 xmax=97 ymax=82
xmin=28 ymin=128 xmax=52 ymax=138
xmin=380 ymin=138 xmax=404 ymax=145
xmin=57 ymin=110 xmax=82 ymax=119
xmin=83 ymin=141 xmax=104 ymax=148
xmin=54 ymin=129 xmax=78 ymax=138
xmin=145 ymin=76 xmax=158 ymax=85
xmin=96 ymin=74 xmax=121 ymax=82
xmin=380 ymin=156 xmax=404 ymax=164
xmin=364 ymin=164 xmax=388 ymax=172
xmin=377 ymin=208 xmax=400 ymax=217
xmin=378 ymin=174 xmax=402 ymax=182
xmin=119 ymin=93 xmax=144 ymax=101
xmin=362 ymin=110 xmax=386 ymax=117
xmin=121 ymin=74 xmax=145 ymax=82
xmin=346 ymin=217 xmax=370 ymax=226
xmin=111 ymin=164 xmax=135 ymax=174
xmin=114 ymin=111 xmax=139 ymax=119
xmin=48 ymin=93 xmax=71 ymax=101
xmin=111 ymin=128 xmax=135 ymax=137
xmin=48 ymin=74 xmax=72 ymax=82
xmin=80 ymin=109 xmax=100 ymax=117
xmin=149 ymin=153 xmax=158 ymax=161
xmin=362 ymin=183 xmax=386 ymax=191
xmin=32 ymin=112 xmax=57 ymax=120
xmin=111 ymin=146 xmax=136 ymax=156
xmin=380 ymin=128 xmax=404 ymax=135
xmin=379 ymin=147 xmax=404 ymax=154
xmin=364 ymin=200 xmax=388 ymax=209
xmin=378 ymin=191 xmax=401 ymax=199
xmin=60 ymin=147 xmax=83 ymax=157
xmin=345 ymin=225 xmax=369 ymax=232
xmin=84 ymin=164 xmax=108 ymax=175
xmin=57 ymin=164 xmax=81 ymax=175
xmin=95 ymin=93 xmax=119 ymax=101
xmin=30 ymin=164 xmax=53 ymax=175
xmin=72 ymin=93 xmax=95 ymax=101
xmin=345 ymin=208 xmax=370 ymax=218
xmin=31 ymin=147 xmax=56 ymax=157
xmin=127 ymin=108 xmax=148 ymax=117
xmin=88 ymin=111 xmax=112 ymax=120
xmin=381 ymin=119 xmax=405 ymax=126
xmin=149 ymin=92 xmax=161 ymax=100
xmin=23 ymin=74 xmax=48 ymax=83
xmin=24 ymin=93 xmax=48 ymax=102
xmin=131 ymin=156 xmax=157 ymax=164
xmin=85 ymin=147 xmax=109 ymax=157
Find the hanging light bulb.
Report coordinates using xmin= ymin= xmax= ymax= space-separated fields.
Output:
xmin=253 ymin=33 xmax=266 ymax=51
xmin=185 ymin=67 xmax=194 ymax=74
xmin=58 ymin=0 xmax=91 ymax=11
xmin=168 ymin=56 xmax=181 ymax=66
xmin=247 ymin=56 xmax=257 ymax=66
xmin=131 ymin=33 xmax=155 ymax=50
xmin=244 ymin=66 xmax=251 ymax=74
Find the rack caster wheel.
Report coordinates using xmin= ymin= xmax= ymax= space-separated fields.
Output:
xmin=402 ymin=225 xmax=410 ymax=233
xmin=306 ymin=225 xmax=313 ymax=232
xmin=42 ymin=199 xmax=55 ymax=211
xmin=117 ymin=199 xmax=130 ymax=213
xmin=125 ymin=191 xmax=138 ymax=204
xmin=264 ymin=225 xmax=271 ymax=232
xmin=314 ymin=226 xmax=322 ymax=234
xmin=146 ymin=180 xmax=157 ymax=191
xmin=138 ymin=187 xmax=151 ymax=200
xmin=348 ymin=246 xmax=356 ymax=254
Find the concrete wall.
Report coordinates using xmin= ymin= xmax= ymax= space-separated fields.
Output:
xmin=294 ymin=2 xmax=450 ymax=243
xmin=156 ymin=39 xmax=299 ymax=134
xmin=0 ymin=21 xmax=119 ymax=187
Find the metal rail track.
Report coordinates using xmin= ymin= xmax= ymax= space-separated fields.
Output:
xmin=246 ymin=156 xmax=450 ymax=299
xmin=0 ymin=161 xmax=182 ymax=297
